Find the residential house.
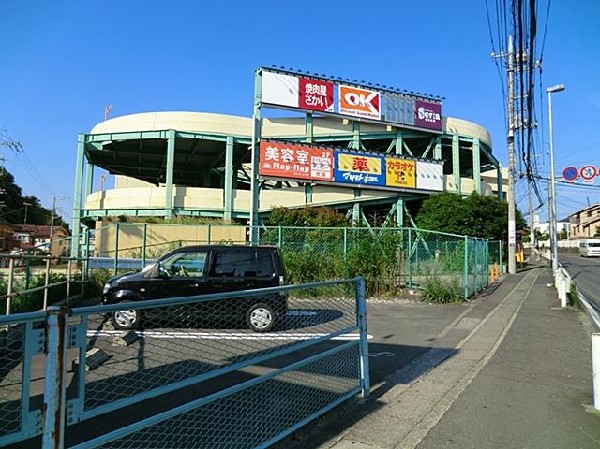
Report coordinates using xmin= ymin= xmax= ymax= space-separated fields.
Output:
xmin=0 ymin=221 xmax=17 ymax=252
xmin=569 ymin=203 xmax=600 ymax=239
xmin=12 ymin=224 xmax=71 ymax=258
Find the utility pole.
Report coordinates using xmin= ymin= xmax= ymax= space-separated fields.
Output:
xmin=49 ymin=196 xmax=56 ymax=255
xmin=529 ymin=182 xmax=536 ymax=259
xmin=506 ymin=35 xmax=517 ymax=274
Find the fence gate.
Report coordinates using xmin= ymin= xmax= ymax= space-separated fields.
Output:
xmin=0 ymin=278 xmax=369 ymax=449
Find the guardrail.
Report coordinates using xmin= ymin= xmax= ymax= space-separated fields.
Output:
xmin=1 ymin=277 xmax=368 ymax=449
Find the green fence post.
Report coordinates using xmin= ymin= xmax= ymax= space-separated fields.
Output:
xmin=278 ymin=225 xmax=282 ymax=248
xmin=408 ymin=228 xmax=413 ymax=288
xmin=463 ymin=235 xmax=469 ymax=299
xmin=343 ymin=227 xmax=348 ymax=261
xmin=113 ymin=223 xmax=119 ymax=276
xmin=499 ymin=240 xmax=503 ymax=274
xmin=207 ymin=224 xmax=212 ymax=244
xmin=142 ymin=223 xmax=147 ymax=267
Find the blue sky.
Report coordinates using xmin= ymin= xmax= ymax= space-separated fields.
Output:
xmin=1 ymin=1 xmax=598 ymax=224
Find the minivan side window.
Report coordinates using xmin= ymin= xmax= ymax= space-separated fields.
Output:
xmin=163 ymin=251 xmax=208 ymax=277
xmin=210 ymin=249 xmax=275 ymax=278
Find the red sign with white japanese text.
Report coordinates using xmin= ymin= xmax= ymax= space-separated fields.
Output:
xmin=338 ymin=85 xmax=381 ymax=120
xmin=259 ymin=141 xmax=334 ymax=181
xmin=299 ymin=78 xmax=334 ymax=112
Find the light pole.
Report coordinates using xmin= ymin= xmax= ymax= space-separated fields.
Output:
xmin=23 ymin=202 xmax=32 ymax=224
xmin=547 ymin=83 xmax=565 ymax=275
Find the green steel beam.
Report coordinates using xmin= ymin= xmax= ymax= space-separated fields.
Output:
xmin=70 ymin=134 xmax=86 ymax=258
xmin=84 ymin=162 xmax=94 ymax=198
xmin=452 ymin=134 xmax=461 ymax=195
xmin=224 ymin=136 xmax=234 ymax=222
xmin=165 ymin=130 xmax=175 ymax=218
xmin=305 ymin=113 xmax=314 ymax=143
xmin=250 ymin=69 xmax=263 ymax=244
xmin=434 ymin=136 xmax=442 ymax=160
xmin=472 ymin=138 xmax=481 ymax=194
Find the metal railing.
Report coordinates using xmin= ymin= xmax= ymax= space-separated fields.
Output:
xmin=1 ymin=277 xmax=368 ymax=449
xmin=0 ymin=254 xmax=82 ymax=315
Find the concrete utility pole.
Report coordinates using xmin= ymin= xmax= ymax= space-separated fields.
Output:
xmin=547 ymin=83 xmax=565 ymax=275
xmin=507 ymin=35 xmax=517 ymax=274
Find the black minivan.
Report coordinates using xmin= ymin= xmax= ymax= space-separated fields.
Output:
xmin=101 ymin=245 xmax=287 ymax=332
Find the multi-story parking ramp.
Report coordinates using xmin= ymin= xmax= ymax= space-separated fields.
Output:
xmin=0 ymin=278 xmax=368 ymax=449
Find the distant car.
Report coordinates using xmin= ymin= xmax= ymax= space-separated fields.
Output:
xmin=578 ymin=239 xmax=600 ymax=257
xmin=101 ymin=245 xmax=287 ymax=332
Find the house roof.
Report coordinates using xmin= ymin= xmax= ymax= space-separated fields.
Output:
xmin=13 ymin=224 xmax=69 ymax=237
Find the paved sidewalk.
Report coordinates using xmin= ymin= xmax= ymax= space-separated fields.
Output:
xmin=276 ymin=267 xmax=600 ymax=449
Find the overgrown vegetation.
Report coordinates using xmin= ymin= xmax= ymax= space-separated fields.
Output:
xmin=420 ymin=275 xmax=461 ymax=303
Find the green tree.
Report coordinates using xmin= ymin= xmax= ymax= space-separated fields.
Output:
xmin=415 ymin=192 xmax=524 ymax=240
xmin=267 ymin=206 xmax=348 ymax=227
xmin=0 ymin=168 xmax=69 ymax=230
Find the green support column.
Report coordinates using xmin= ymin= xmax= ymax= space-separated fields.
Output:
xmin=70 ymin=134 xmax=86 ymax=258
xmin=395 ymin=132 xmax=404 ymax=226
xmin=305 ymin=113 xmax=314 ymax=204
xmin=305 ymin=183 xmax=313 ymax=204
xmin=250 ymin=69 xmax=263 ymax=244
xmin=305 ymin=113 xmax=313 ymax=143
xmin=84 ymin=162 xmax=94 ymax=198
xmin=395 ymin=132 xmax=403 ymax=155
xmin=165 ymin=130 xmax=175 ymax=218
xmin=497 ymin=165 xmax=503 ymax=200
xmin=472 ymin=138 xmax=481 ymax=194
xmin=352 ymin=189 xmax=361 ymax=225
xmin=224 ymin=136 xmax=234 ymax=222
xmin=396 ymin=197 xmax=404 ymax=227
xmin=452 ymin=135 xmax=461 ymax=195
xmin=351 ymin=122 xmax=360 ymax=149
xmin=434 ymin=137 xmax=442 ymax=160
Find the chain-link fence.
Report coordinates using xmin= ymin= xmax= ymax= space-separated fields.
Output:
xmin=80 ymin=223 xmax=494 ymax=301
xmin=1 ymin=278 xmax=368 ymax=448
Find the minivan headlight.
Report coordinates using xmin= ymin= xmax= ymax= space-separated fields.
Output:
xmin=102 ymin=282 xmax=111 ymax=295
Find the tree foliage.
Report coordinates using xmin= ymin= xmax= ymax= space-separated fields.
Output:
xmin=267 ymin=206 xmax=348 ymax=227
xmin=0 ymin=168 xmax=69 ymax=231
xmin=415 ymin=192 xmax=524 ymax=240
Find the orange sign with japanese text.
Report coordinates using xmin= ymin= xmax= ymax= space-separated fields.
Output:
xmin=259 ymin=141 xmax=334 ymax=181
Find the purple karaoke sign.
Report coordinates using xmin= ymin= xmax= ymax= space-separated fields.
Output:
xmin=414 ymin=99 xmax=442 ymax=131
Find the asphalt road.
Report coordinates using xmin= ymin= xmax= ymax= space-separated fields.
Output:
xmin=558 ymin=252 xmax=600 ymax=312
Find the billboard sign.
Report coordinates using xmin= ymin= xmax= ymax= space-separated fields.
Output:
xmin=414 ymin=99 xmax=442 ymax=131
xmin=385 ymin=157 xmax=416 ymax=188
xmin=260 ymin=68 xmax=443 ymax=132
xmin=299 ymin=78 xmax=334 ymax=112
xmin=416 ymin=160 xmax=444 ymax=191
xmin=338 ymin=85 xmax=381 ymax=120
xmin=383 ymin=92 xmax=415 ymax=126
xmin=259 ymin=141 xmax=334 ymax=181
xmin=261 ymin=71 xmax=299 ymax=108
xmin=334 ymin=151 xmax=384 ymax=186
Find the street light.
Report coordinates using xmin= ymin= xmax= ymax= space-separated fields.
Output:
xmin=547 ymin=83 xmax=565 ymax=276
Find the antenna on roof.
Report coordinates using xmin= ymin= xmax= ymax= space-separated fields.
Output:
xmin=104 ymin=105 xmax=112 ymax=121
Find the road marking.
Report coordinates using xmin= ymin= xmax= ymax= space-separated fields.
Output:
xmin=86 ymin=330 xmax=372 ymax=341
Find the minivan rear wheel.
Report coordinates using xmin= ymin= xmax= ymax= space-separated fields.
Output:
xmin=111 ymin=302 xmax=141 ymax=330
xmin=246 ymin=303 xmax=275 ymax=332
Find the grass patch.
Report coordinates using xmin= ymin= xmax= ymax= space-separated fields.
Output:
xmin=421 ymin=275 xmax=462 ymax=304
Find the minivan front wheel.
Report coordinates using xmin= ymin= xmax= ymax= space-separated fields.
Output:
xmin=246 ymin=303 xmax=276 ymax=332
xmin=111 ymin=303 xmax=141 ymax=330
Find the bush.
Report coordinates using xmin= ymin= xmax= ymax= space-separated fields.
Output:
xmin=420 ymin=275 xmax=461 ymax=303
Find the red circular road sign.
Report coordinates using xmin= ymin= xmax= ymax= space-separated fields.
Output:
xmin=580 ymin=165 xmax=597 ymax=181
xmin=562 ymin=166 xmax=579 ymax=182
